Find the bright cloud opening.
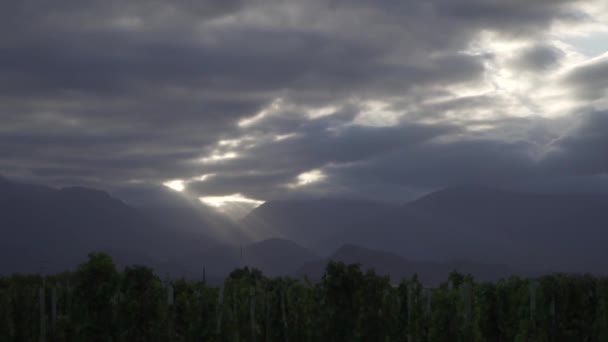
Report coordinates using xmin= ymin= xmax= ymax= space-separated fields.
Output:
xmin=238 ymin=98 xmax=283 ymax=127
xmin=274 ymin=133 xmax=298 ymax=141
xmin=218 ymin=139 xmax=242 ymax=148
xmin=163 ymin=179 xmax=185 ymax=192
xmin=288 ymin=169 xmax=327 ymax=188
xmin=200 ymin=151 xmax=239 ymax=163
xmin=199 ymin=193 xmax=265 ymax=208
xmin=308 ymin=105 xmax=339 ymax=119
xmin=354 ymin=101 xmax=401 ymax=127
xmin=192 ymin=173 xmax=215 ymax=182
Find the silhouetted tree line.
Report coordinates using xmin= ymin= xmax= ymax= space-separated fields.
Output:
xmin=0 ymin=252 xmax=607 ymax=341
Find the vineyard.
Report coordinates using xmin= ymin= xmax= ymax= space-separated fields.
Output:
xmin=1 ymin=253 xmax=607 ymax=341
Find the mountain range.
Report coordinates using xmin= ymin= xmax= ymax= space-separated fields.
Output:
xmin=1 ymin=176 xmax=607 ymax=282
xmin=244 ymin=185 xmax=608 ymax=273
xmin=297 ymin=244 xmax=517 ymax=286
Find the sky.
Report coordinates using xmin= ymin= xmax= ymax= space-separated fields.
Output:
xmin=1 ymin=0 xmax=608 ymax=214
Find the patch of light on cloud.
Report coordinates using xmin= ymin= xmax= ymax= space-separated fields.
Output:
xmin=199 ymin=193 xmax=265 ymax=208
xmin=274 ymin=133 xmax=298 ymax=141
xmin=111 ymin=16 xmax=144 ymax=30
xmin=437 ymin=84 xmax=494 ymax=102
xmin=466 ymin=124 xmax=495 ymax=132
xmin=163 ymin=179 xmax=185 ymax=192
xmin=238 ymin=112 xmax=266 ymax=128
xmin=216 ymin=136 xmax=257 ymax=150
xmin=308 ymin=105 xmax=339 ymax=119
xmin=465 ymin=31 xmax=529 ymax=56
xmin=200 ymin=151 xmax=239 ymax=163
xmin=353 ymin=101 xmax=400 ymax=127
xmin=564 ymin=51 xmax=608 ymax=70
xmin=192 ymin=173 xmax=215 ymax=182
xmin=218 ymin=139 xmax=242 ymax=147
xmin=238 ymin=98 xmax=283 ymax=127
xmin=552 ymin=1 xmax=608 ymax=40
xmin=288 ymin=169 xmax=326 ymax=188
xmin=451 ymin=29 xmax=591 ymax=121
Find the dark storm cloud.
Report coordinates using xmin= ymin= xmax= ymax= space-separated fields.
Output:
xmin=0 ymin=28 xmax=379 ymax=96
xmin=333 ymin=138 xmax=539 ymax=189
xmin=434 ymin=0 xmax=583 ymax=25
xmin=543 ymin=111 xmax=608 ymax=175
xmin=244 ymin=122 xmax=457 ymax=170
xmin=189 ymin=112 xmax=596 ymax=202
xmin=333 ymin=0 xmax=584 ymax=45
xmin=0 ymin=0 xmax=580 ymax=98
xmin=187 ymin=118 xmax=458 ymax=199
xmin=564 ymin=55 xmax=608 ymax=101
xmin=511 ymin=44 xmax=565 ymax=71
xmin=0 ymin=0 xmax=601 ymax=204
xmin=189 ymin=172 xmax=296 ymax=199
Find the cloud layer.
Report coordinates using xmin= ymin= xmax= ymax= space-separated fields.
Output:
xmin=1 ymin=0 xmax=608 ymax=209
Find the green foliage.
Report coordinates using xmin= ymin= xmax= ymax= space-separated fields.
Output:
xmin=73 ymin=252 xmax=119 ymax=341
xmin=0 ymin=255 xmax=607 ymax=341
xmin=321 ymin=261 xmax=364 ymax=342
xmin=117 ymin=265 xmax=164 ymax=341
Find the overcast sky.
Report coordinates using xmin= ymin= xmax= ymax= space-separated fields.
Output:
xmin=2 ymin=0 xmax=608 ymax=212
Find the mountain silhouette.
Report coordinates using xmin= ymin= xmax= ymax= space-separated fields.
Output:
xmin=165 ymin=238 xmax=319 ymax=280
xmin=243 ymin=186 xmax=608 ymax=274
xmin=349 ymin=186 xmax=608 ymax=273
xmin=0 ymin=178 xmax=214 ymax=274
xmin=243 ymin=238 xmax=319 ymax=276
xmin=242 ymin=198 xmax=395 ymax=253
xmin=297 ymin=244 xmax=516 ymax=286
xmin=2 ymin=177 xmax=607 ymax=277
xmin=0 ymin=178 xmax=323 ymax=278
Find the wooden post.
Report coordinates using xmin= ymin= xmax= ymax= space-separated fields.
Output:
xmin=424 ymin=288 xmax=432 ymax=317
xmin=167 ymin=281 xmax=174 ymax=339
xmin=281 ymin=289 xmax=289 ymax=342
xmin=167 ymin=283 xmax=174 ymax=306
xmin=66 ymin=282 xmax=73 ymax=312
xmin=460 ymin=282 xmax=472 ymax=341
xmin=530 ymin=281 xmax=537 ymax=321
xmin=407 ymin=285 xmax=413 ymax=342
xmin=250 ymin=287 xmax=256 ymax=342
xmin=232 ymin=290 xmax=238 ymax=342
xmin=39 ymin=284 xmax=46 ymax=342
xmin=265 ymin=291 xmax=271 ymax=342
xmin=461 ymin=283 xmax=472 ymax=325
xmin=216 ymin=283 xmax=224 ymax=336
xmin=550 ymin=297 xmax=556 ymax=340
xmin=51 ymin=287 xmax=57 ymax=332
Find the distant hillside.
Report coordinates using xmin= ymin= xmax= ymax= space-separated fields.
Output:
xmin=117 ymin=183 xmax=252 ymax=245
xmin=139 ymin=205 xmax=250 ymax=245
xmin=340 ymin=186 xmax=608 ymax=273
xmin=3 ymin=176 xmax=607 ymax=277
xmin=0 ymin=178 xmax=320 ymax=278
xmin=242 ymin=198 xmax=395 ymax=253
xmin=243 ymin=238 xmax=319 ymax=276
xmin=166 ymin=238 xmax=319 ymax=278
xmin=0 ymin=177 xmax=218 ymax=274
xmin=241 ymin=186 xmax=608 ymax=274
xmin=297 ymin=244 xmax=515 ymax=286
